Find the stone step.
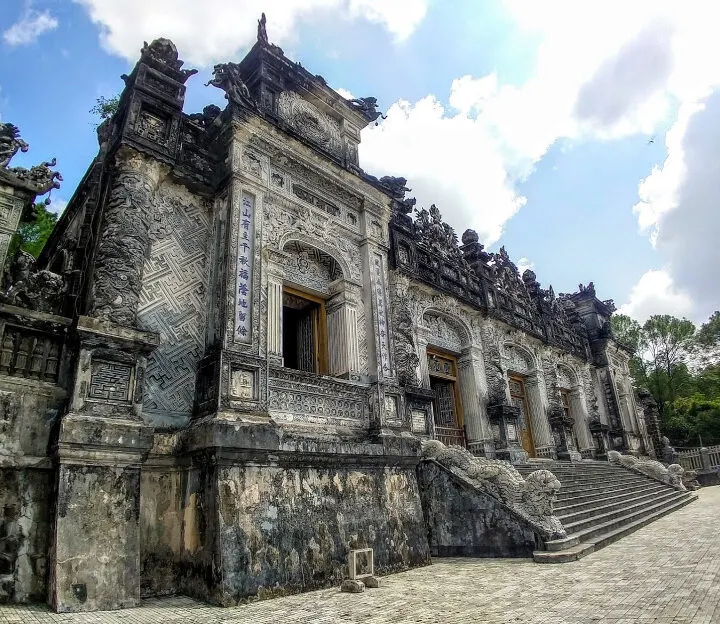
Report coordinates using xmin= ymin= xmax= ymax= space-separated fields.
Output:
xmin=554 ymin=474 xmax=652 ymax=489
xmin=561 ymin=489 xmax=682 ymax=534
xmin=562 ymin=491 xmax=694 ymax=545
xmin=534 ymin=493 xmax=697 ymax=563
xmin=555 ymin=483 xmax=670 ymax=516
xmin=554 ymin=482 xmax=662 ymax=506
xmin=556 ymin=477 xmax=657 ymax=499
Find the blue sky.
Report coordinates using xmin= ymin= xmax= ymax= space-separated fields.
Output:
xmin=2 ymin=0 xmax=718 ymax=324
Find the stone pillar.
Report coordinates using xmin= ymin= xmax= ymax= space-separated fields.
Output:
xmin=327 ymin=280 xmax=361 ymax=378
xmin=49 ymin=317 xmax=158 ymax=612
xmin=48 ymin=146 xmax=162 ymax=613
xmin=88 ymin=148 xmax=162 ymax=327
xmin=457 ymin=347 xmax=494 ymax=456
xmin=570 ymin=389 xmax=594 ymax=458
xmin=267 ymin=273 xmax=283 ymax=360
xmin=526 ymin=375 xmax=556 ymax=458
xmin=417 ymin=336 xmax=431 ymax=389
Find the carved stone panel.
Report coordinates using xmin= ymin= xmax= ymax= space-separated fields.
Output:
xmin=557 ymin=364 xmax=576 ymax=390
xmin=230 ymin=368 xmax=255 ymax=400
xmin=424 ymin=313 xmax=463 ymax=353
xmin=505 ymin=345 xmax=533 ymax=375
xmin=268 ymin=368 xmax=369 ymax=428
xmin=276 ymin=91 xmax=343 ymax=157
xmin=373 ymin=253 xmax=392 ymax=378
xmin=282 ymin=241 xmax=342 ymax=296
xmin=138 ymin=189 xmax=209 ymax=420
xmin=89 ymin=361 xmax=133 ymax=403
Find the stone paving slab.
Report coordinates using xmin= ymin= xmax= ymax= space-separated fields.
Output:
xmin=2 ymin=486 xmax=719 ymax=624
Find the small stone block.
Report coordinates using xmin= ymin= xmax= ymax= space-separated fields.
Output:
xmin=362 ymin=575 xmax=381 ymax=588
xmin=341 ymin=579 xmax=365 ymax=593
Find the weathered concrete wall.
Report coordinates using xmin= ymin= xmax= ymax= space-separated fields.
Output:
xmin=51 ymin=464 xmax=142 ymax=612
xmin=0 ymin=378 xmax=65 ymax=460
xmin=139 ymin=468 xmax=184 ymax=597
xmin=0 ymin=468 xmax=52 ymax=603
xmin=178 ymin=463 xmax=220 ymax=602
xmin=418 ymin=460 xmax=541 ymax=558
xmin=176 ymin=461 xmax=429 ymax=605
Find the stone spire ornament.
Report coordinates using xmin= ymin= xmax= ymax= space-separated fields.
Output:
xmin=258 ymin=12 xmax=268 ymax=43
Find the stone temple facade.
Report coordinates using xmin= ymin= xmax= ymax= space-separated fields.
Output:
xmin=0 ymin=24 xmax=654 ymax=612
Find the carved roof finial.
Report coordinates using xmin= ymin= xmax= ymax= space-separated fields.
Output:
xmin=0 ymin=122 xmax=29 ymax=168
xmin=139 ymin=38 xmax=197 ymax=82
xmin=258 ymin=13 xmax=268 ymax=43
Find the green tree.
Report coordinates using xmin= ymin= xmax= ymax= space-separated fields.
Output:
xmin=642 ymin=314 xmax=696 ymax=415
xmin=611 ymin=313 xmax=644 ymax=352
xmin=90 ymin=95 xmax=120 ymax=127
xmin=10 ymin=201 xmax=58 ymax=258
xmin=670 ymin=395 xmax=720 ymax=446
xmin=689 ymin=311 xmax=720 ymax=369
xmin=611 ymin=313 xmax=648 ymax=384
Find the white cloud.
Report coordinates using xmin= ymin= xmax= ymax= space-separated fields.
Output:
xmin=335 ymin=88 xmax=355 ymax=100
xmin=360 ymin=92 xmax=526 ymax=245
xmin=3 ymin=9 xmax=58 ymax=46
xmin=348 ymin=0 xmax=426 ymax=42
xmin=516 ymin=257 xmax=534 ymax=275
xmin=74 ymin=0 xmax=428 ymax=65
xmin=617 ymin=269 xmax=693 ymax=323
xmin=359 ymin=1 xmax=720 ymax=320
xmin=47 ymin=197 xmax=68 ymax=216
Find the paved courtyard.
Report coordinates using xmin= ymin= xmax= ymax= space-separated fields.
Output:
xmin=2 ymin=486 xmax=718 ymax=624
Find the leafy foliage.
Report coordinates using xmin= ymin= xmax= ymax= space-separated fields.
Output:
xmin=89 ymin=95 xmax=120 ymax=127
xmin=8 ymin=201 xmax=58 ymax=259
xmin=617 ymin=311 xmax=720 ymax=447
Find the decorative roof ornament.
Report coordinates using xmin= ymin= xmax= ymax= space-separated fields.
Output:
xmin=376 ymin=175 xmax=416 ymax=214
xmin=140 ymin=38 xmax=197 ymax=82
xmin=6 ymin=158 xmax=62 ymax=195
xmin=205 ymin=62 xmax=255 ymax=107
xmin=0 ymin=122 xmax=29 ymax=168
xmin=379 ymin=175 xmax=410 ymax=199
xmin=414 ymin=204 xmax=464 ymax=262
xmin=257 ymin=12 xmax=269 ymax=43
xmin=346 ymin=97 xmax=386 ymax=123
xmin=0 ymin=122 xmax=62 ymax=195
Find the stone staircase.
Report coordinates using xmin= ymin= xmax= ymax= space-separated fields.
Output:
xmin=515 ymin=460 xmax=697 ymax=563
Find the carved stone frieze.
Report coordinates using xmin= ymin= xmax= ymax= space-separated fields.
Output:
xmin=268 ymin=367 xmax=369 ymax=428
xmin=263 ymin=196 xmax=362 ymax=282
xmin=269 ymin=151 xmax=363 ymax=210
xmin=504 ymin=344 xmax=534 ymax=376
xmin=282 ymin=240 xmax=342 ymax=295
xmin=276 ymin=91 xmax=343 ymax=157
xmin=423 ymin=313 xmax=464 ymax=353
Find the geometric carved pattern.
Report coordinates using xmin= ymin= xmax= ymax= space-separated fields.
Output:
xmin=89 ymin=360 xmax=133 ymax=402
xmin=138 ymin=191 xmax=209 ymax=419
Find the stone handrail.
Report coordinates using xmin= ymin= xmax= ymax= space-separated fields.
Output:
xmin=421 ymin=439 xmax=566 ymax=540
xmin=608 ymin=450 xmax=686 ymax=490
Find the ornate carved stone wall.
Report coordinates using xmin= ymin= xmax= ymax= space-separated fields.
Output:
xmin=137 ymin=183 xmax=210 ymax=425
